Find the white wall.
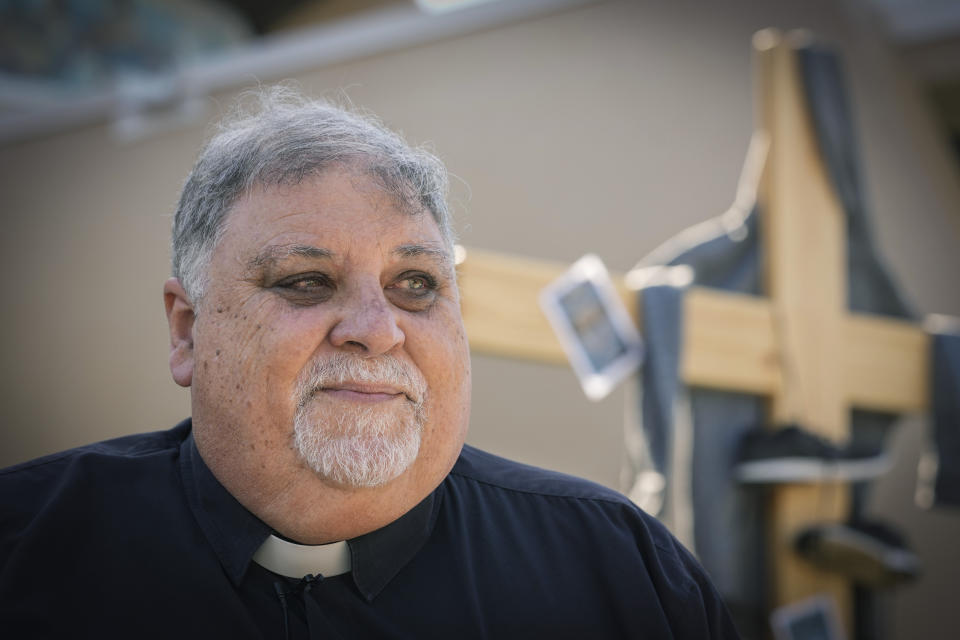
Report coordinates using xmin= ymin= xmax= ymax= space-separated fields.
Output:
xmin=2 ymin=0 xmax=958 ymax=637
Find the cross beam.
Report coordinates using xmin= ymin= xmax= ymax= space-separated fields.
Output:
xmin=458 ymin=249 xmax=928 ymax=412
xmin=456 ymin=29 xmax=942 ymax=637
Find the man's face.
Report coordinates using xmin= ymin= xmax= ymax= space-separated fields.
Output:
xmin=180 ymin=168 xmax=471 ymax=492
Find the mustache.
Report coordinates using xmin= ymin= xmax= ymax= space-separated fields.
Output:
xmin=295 ymin=353 xmax=428 ymax=407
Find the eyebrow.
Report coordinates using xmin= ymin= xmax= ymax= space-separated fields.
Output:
xmin=393 ymin=243 xmax=453 ymax=271
xmin=248 ymin=244 xmax=334 ymax=270
xmin=247 ymin=242 xmax=452 ymax=272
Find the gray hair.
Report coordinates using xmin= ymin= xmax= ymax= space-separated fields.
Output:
xmin=171 ymin=86 xmax=453 ymax=304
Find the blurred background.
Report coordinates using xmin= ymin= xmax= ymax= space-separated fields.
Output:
xmin=1 ymin=0 xmax=959 ymax=638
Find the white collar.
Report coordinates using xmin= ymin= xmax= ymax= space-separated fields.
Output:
xmin=252 ymin=535 xmax=351 ymax=579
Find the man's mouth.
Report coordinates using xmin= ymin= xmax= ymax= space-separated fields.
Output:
xmin=316 ymin=382 xmax=414 ymax=404
xmin=296 ymin=354 xmax=427 ymax=409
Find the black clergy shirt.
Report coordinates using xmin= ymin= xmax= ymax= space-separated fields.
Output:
xmin=0 ymin=419 xmax=740 ymax=639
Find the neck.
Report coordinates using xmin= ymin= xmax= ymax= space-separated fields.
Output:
xmin=194 ymin=432 xmax=441 ymax=544
xmin=256 ymin=470 xmax=427 ymax=544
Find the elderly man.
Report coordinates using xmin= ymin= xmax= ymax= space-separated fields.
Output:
xmin=0 ymin=89 xmax=739 ymax=639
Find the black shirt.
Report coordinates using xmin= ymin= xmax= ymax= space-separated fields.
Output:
xmin=0 ymin=419 xmax=740 ymax=639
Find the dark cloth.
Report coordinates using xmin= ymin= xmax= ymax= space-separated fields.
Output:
xmin=800 ymin=41 xmax=960 ymax=516
xmin=625 ymin=41 xmax=927 ymax=640
xmin=0 ymin=419 xmax=740 ymax=639
xmin=927 ymin=327 xmax=960 ymax=507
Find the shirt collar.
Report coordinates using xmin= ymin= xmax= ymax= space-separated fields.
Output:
xmin=179 ymin=422 xmax=272 ymax=587
xmin=349 ymin=482 xmax=441 ymax=601
xmin=178 ymin=419 xmax=442 ymax=600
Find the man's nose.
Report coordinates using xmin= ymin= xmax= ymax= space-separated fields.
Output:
xmin=328 ymin=282 xmax=405 ymax=356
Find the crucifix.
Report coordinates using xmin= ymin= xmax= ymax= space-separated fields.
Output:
xmin=456 ymin=29 xmax=935 ymax=636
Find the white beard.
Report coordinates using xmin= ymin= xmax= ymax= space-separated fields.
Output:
xmin=292 ymin=354 xmax=427 ymax=487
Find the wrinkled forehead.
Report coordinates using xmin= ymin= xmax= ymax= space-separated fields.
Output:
xmin=245 ymin=160 xmax=441 ymax=232
xmin=232 ymin=163 xmax=440 ymax=231
xmin=216 ymin=169 xmax=452 ymax=271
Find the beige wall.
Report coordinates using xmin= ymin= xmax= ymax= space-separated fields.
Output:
xmin=2 ymin=0 xmax=959 ymax=637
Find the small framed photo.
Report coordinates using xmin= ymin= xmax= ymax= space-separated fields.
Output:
xmin=539 ymin=254 xmax=643 ymax=401
xmin=771 ymin=595 xmax=845 ymax=640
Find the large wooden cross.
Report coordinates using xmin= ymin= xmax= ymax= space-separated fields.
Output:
xmin=456 ymin=30 xmax=935 ymax=636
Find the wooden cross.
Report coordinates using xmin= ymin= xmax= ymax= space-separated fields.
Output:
xmin=456 ymin=29 xmax=937 ymax=636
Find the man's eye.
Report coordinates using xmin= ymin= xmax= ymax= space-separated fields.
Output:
xmin=387 ymin=273 xmax=438 ymax=309
xmin=399 ymin=276 xmax=430 ymax=291
xmin=393 ymin=273 xmax=438 ymax=293
xmin=285 ymin=277 xmax=329 ymax=290
xmin=272 ymin=273 xmax=335 ymax=303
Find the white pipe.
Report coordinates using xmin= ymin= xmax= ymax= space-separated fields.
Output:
xmin=0 ymin=0 xmax=595 ymax=145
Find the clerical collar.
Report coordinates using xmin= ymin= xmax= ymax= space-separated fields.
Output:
xmin=252 ymin=535 xmax=350 ymax=578
xmin=178 ymin=421 xmax=443 ymax=600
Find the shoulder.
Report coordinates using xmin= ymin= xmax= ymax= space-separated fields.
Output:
xmin=449 ymin=444 xmax=684 ymax=556
xmin=0 ymin=421 xmax=189 ymax=479
xmin=451 ymin=443 xmax=634 ymax=504
xmin=0 ymin=421 xmax=191 ymax=531
xmin=444 ymin=445 xmax=741 ymax=638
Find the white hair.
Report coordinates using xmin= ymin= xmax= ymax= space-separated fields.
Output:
xmin=171 ymin=85 xmax=453 ymax=305
xmin=292 ymin=353 xmax=428 ymax=487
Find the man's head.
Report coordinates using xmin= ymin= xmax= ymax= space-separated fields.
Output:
xmin=171 ymin=87 xmax=455 ymax=306
xmin=163 ymin=89 xmax=471 ymax=528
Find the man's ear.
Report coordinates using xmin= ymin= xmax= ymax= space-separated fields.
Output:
xmin=164 ymin=278 xmax=196 ymax=388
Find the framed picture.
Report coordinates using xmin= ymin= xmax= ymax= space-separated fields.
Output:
xmin=771 ymin=595 xmax=845 ymax=640
xmin=539 ymin=254 xmax=643 ymax=400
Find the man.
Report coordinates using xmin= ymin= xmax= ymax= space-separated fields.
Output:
xmin=0 ymin=88 xmax=739 ymax=639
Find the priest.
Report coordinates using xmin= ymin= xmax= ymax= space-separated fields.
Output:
xmin=0 ymin=88 xmax=739 ymax=639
